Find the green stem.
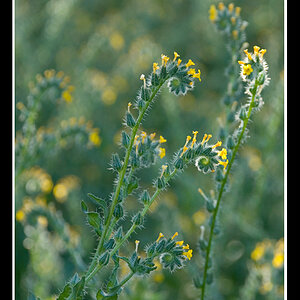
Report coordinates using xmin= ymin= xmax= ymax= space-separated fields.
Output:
xmin=85 ymin=78 xmax=167 ymax=280
xmin=86 ymin=169 xmax=177 ymax=283
xmin=200 ymin=82 xmax=258 ymax=300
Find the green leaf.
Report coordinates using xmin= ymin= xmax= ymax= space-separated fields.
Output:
xmin=86 ymin=212 xmax=101 ymax=229
xmin=57 ymin=283 xmax=72 ymax=300
xmin=80 ymin=200 xmax=88 ymax=213
xmin=87 ymin=193 xmax=107 ymax=212
xmin=72 ymin=276 xmax=86 ymax=300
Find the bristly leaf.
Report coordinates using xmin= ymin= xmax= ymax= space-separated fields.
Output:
xmin=57 ymin=283 xmax=72 ymax=300
xmin=87 ymin=193 xmax=107 ymax=212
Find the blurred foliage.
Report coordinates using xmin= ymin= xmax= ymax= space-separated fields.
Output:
xmin=15 ymin=0 xmax=284 ymax=299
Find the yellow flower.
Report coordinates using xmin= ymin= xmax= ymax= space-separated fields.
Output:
xmin=186 ymin=59 xmax=195 ymax=68
xmin=177 ymin=58 xmax=182 ymax=66
xmin=244 ymin=49 xmax=253 ymax=61
xmin=253 ymin=45 xmax=260 ymax=55
xmin=150 ymin=132 xmax=156 ymax=140
xmin=187 ymin=68 xmax=196 ymax=75
xmin=218 ymin=2 xmax=225 ymax=11
xmin=192 ymin=69 xmax=201 ymax=82
xmin=135 ymin=240 xmax=140 ymax=252
xmin=140 ymin=74 xmax=146 ymax=87
xmin=259 ymin=49 xmax=267 ymax=57
xmin=238 ymin=60 xmax=245 ymax=65
xmin=128 ymin=102 xmax=132 ymax=112
xmin=191 ymin=130 xmax=198 ymax=148
xmin=201 ymin=133 xmax=212 ymax=145
xmin=251 ymin=243 xmax=265 ymax=261
xmin=272 ymin=253 xmax=284 ymax=268
xmin=160 ymin=164 xmax=168 ymax=177
xmin=212 ymin=141 xmax=222 ymax=149
xmin=232 ymin=30 xmax=238 ymax=40
xmin=242 ymin=64 xmax=253 ymax=76
xmin=228 ymin=3 xmax=234 ymax=13
xmin=159 ymin=135 xmax=167 ymax=143
xmin=171 ymin=232 xmax=178 ymax=240
xmin=180 ymin=135 xmax=191 ymax=157
xmin=176 ymin=241 xmax=184 ymax=246
xmin=53 ymin=183 xmax=68 ymax=202
xmin=62 ymin=90 xmax=73 ymax=103
xmin=183 ymin=249 xmax=193 ymax=260
xmin=209 ymin=5 xmax=217 ymax=22
xmin=153 ymin=63 xmax=159 ymax=74
xmin=173 ymin=51 xmax=180 ymax=61
xmin=182 ymin=244 xmax=189 ymax=250
xmin=141 ymin=131 xmax=147 ymax=143
xmin=156 ymin=232 xmax=164 ymax=242
xmin=159 ymin=148 xmax=166 ymax=159
xmin=235 ymin=6 xmax=241 ymax=16
xmin=16 ymin=210 xmax=25 ymax=222
xmin=89 ymin=129 xmax=102 ymax=146
xmin=161 ymin=54 xmax=169 ymax=66
xmin=217 ymin=148 xmax=227 ymax=160
xmin=219 ymin=159 xmax=228 ymax=170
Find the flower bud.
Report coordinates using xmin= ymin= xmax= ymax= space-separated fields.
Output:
xmin=121 ymin=131 xmax=130 ymax=148
xmin=132 ymin=212 xmax=143 ymax=225
xmin=112 ymin=153 xmax=122 ymax=172
xmin=140 ymin=190 xmax=151 ymax=204
xmin=156 ymin=177 xmax=166 ymax=189
xmin=126 ymin=111 xmax=136 ymax=128
xmin=174 ymin=157 xmax=184 ymax=169
xmin=113 ymin=204 xmax=124 ymax=219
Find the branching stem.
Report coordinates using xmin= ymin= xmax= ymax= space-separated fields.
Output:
xmin=85 ymin=78 xmax=168 ymax=281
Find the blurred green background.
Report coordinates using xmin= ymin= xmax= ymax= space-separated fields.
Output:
xmin=15 ymin=0 xmax=284 ymax=299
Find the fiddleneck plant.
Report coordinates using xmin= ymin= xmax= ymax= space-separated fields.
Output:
xmin=56 ymin=52 xmax=225 ymax=299
xmin=193 ymin=3 xmax=270 ymax=299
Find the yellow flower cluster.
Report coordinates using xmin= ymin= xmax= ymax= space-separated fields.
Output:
xmin=133 ymin=130 xmax=167 ymax=159
xmin=209 ymin=2 xmax=241 ymax=22
xmin=156 ymin=232 xmax=193 ymax=260
xmin=238 ymin=45 xmax=267 ymax=77
xmin=251 ymin=238 xmax=284 ymax=269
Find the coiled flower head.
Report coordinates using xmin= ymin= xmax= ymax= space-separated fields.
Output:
xmin=238 ymin=45 xmax=270 ymax=96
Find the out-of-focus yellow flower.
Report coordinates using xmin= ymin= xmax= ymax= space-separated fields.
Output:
xmin=62 ymin=90 xmax=73 ymax=103
xmin=40 ymin=176 xmax=53 ymax=193
xmin=53 ymin=183 xmax=68 ymax=202
xmin=251 ymin=242 xmax=266 ymax=261
xmin=272 ymin=253 xmax=284 ymax=268
xmin=89 ymin=129 xmax=102 ymax=147
xmin=209 ymin=5 xmax=217 ymax=22
xmin=16 ymin=210 xmax=25 ymax=222
xmin=159 ymin=147 xmax=166 ymax=159
xmin=102 ymin=87 xmax=117 ymax=105
xmin=37 ymin=216 xmax=48 ymax=227
xmin=153 ymin=272 xmax=164 ymax=283
xmin=109 ymin=32 xmax=125 ymax=50
xmin=192 ymin=210 xmax=206 ymax=225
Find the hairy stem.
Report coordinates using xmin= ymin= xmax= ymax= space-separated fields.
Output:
xmin=200 ymin=82 xmax=258 ymax=300
xmin=85 ymin=78 xmax=168 ymax=280
xmin=86 ymin=168 xmax=177 ymax=283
